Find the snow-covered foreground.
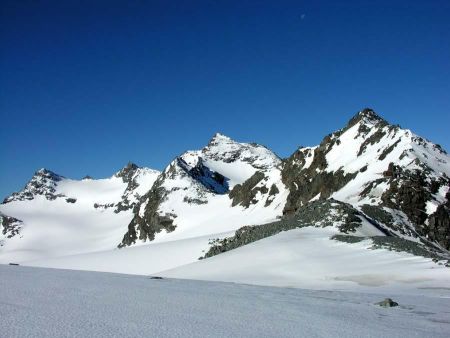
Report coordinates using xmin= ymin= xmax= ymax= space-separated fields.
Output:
xmin=1 ymin=265 xmax=449 ymax=338
xmin=22 ymin=227 xmax=450 ymax=294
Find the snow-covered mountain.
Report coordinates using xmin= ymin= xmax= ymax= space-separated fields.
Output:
xmin=280 ymin=109 xmax=450 ymax=252
xmin=119 ymin=132 xmax=287 ymax=247
xmin=1 ymin=108 xmax=449 ymax=291
xmin=0 ymin=164 xmax=160 ymax=262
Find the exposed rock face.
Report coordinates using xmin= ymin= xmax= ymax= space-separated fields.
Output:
xmin=177 ymin=157 xmax=229 ymax=194
xmin=380 ymin=166 xmax=447 ymax=229
xmin=119 ymin=176 xmax=176 ymax=248
xmin=359 ymin=204 xmax=415 ymax=237
xmin=115 ymin=162 xmax=139 ymax=183
xmin=427 ymin=192 xmax=450 ymax=249
xmin=229 ymin=171 xmax=267 ymax=207
xmin=119 ymin=152 xmax=235 ymax=247
xmin=381 ymin=167 xmax=427 ymax=225
xmin=0 ymin=213 xmax=23 ymax=244
xmin=114 ymin=163 xmax=160 ymax=213
xmin=3 ymin=169 xmax=65 ymax=203
xmin=281 ymin=109 xmax=385 ymax=214
xmin=357 ymin=162 xmax=450 ymax=249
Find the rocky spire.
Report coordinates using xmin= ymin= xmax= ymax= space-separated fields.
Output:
xmin=346 ymin=108 xmax=387 ymax=129
xmin=115 ymin=162 xmax=140 ymax=183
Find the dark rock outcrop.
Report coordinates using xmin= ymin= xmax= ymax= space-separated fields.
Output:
xmin=426 ymin=192 xmax=450 ymax=249
xmin=202 ymin=200 xmax=376 ymax=259
xmin=280 ymin=109 xmax=388 ymax=215
xmin=281 ymin=143 xmax=357 ymax=215
xmin=177 ymin=157 xmax=229 ymax=194
xmin=229 ymin=171 xmax=267 ymax=207
xmin=376 ymin=298 xmax=399 ymax=308
xmin=119 ymin=175 xmax=176 ymax=248
xmin=0 ymin=213 xmax=23 ymax=242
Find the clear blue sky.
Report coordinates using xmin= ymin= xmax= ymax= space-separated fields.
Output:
xmin=1 ymin=0 xmax=449 ymax=198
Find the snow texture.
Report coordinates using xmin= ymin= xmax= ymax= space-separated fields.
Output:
xmin=1 ymin=265 xmax=449 ymax=338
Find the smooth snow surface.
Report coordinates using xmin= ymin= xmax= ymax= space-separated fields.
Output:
xmin=0 ymin=195 xmax=132 ymax=263
xmin=1 ymin=265 xmax=450 ymax=338
xmin=160 ymin=228 xmax=450 ymax=293
xmin=25 ymin=231 xmax=233 ymax=275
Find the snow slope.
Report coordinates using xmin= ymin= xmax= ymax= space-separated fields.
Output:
xmin=23 ymin=218 xmax=450 ymax=297
xmin=2 ymin=265 xmax=450 ymax=338
xmin=24 ymin=231 xmax=233 ymax=275
xmin=0 ymin=166 xmax=159 ymax=263
xmin=160 ymin=227 xmax=450 ymax=292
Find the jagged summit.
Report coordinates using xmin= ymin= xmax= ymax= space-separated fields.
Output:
xmin=35 ymin=168 xmax=64 ymax=179
xmin=115 ymin=162 xmax=140 ymax=181
xmin=3 ymin=168 xmax=64 ymax=204
xmin=358 ymin=107 xmax=381 ymax=118
xmin=122 ymin=162 xmax=139 ymax=171
xmin=209 ymin=132 xmax=232 ymax=144
xmin=206 ymin=133 xmax=234 ymax=149
xmin=345 ymin=108 xmax=387 ymax=131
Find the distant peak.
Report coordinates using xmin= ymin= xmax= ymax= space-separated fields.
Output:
xmin=34 ymin=168 xmax=63 ymax=180
xmin=36 ymin=168 xmax=52 ymax=175
xmin=208 ymin=132 xmax=233 ymax=146
xmin=358 ymin=108 xmax=382 ymax=119
xmin=212 ymin=132 xmax=232 ymax=140
xmin=115 ymin=162 xmax=140 ymax=181
xmin=125 ymin=162 xmax=139 ymax=171
xmin=347 ymin=108 xmax=387 ymax=129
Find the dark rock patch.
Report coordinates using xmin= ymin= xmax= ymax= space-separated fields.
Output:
xmin=229 ymin=171 xmax=267 ymax=208
xmin=202 ymin=200 xmax=370 ymax=259
xmin=1 ymin=213 xmax=23 ymax=240
xmin=426 ymin=192 xmax=450 ymax=250
xmin=378 ymin=138 xmax=401 ymax=161
xmin=119 ymin=176 xmax=176 ymax=248
xmin=376 ymin=298 xmax=399 ymax=308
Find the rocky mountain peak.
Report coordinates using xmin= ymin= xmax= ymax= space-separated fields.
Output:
xmin=34 ymin=168 xmax=64 ymax=181
xmin=208 ymin=132 xmax=233 ymax=145
xmin=202 ymin=134 xmax=280 ymax=171
xmin=3 ymin=168 xmax=65 ymax=204
xmin=115 ymin=162 xmax=140 ymax=183
xmin=280 ymin=108 xmax=450 ymax=251
xmin=345 ymin=108 xmax=387 ymax=130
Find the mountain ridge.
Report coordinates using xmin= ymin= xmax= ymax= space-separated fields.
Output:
xmin=1 ymin=108 xmax=449 ymax=276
